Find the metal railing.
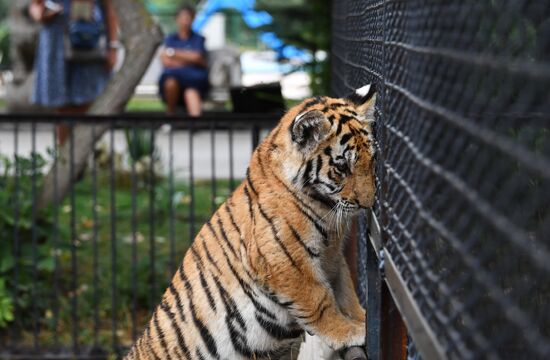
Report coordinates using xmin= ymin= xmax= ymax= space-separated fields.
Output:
xmin=334 ymin=0 xmax=550 ymax=359
xmin=0 ymin=113 xmax=279 ymax=359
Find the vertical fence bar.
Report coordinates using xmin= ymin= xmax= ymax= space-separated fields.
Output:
xmin=251 ymin=125 xmax=260 ymax=150
xmin=69 ymin=122 xmax=79 ymax=355
xmin=228 ymin=124 xmax=234 ymax=192
xmin=131 ymin=126 xmax=138 ymax=342
xmin=11 ymin=123 xmax=20 ymax=348
xmin=110 ymin=122 xmax=118 ymax=354
xmin=91 ymin=123 xmax=99 ymax=347
xmin=189 ymin=121 xmax=195 ymax=240
xmin=52 ymin=123 xmax=60 ymax=350
xmin=148 ymin=123 xmax=157 ymax=309
xmin=380 ymin=285 xmax=408 ymax=360
xmin=366 ymin=232 xmax=382 ymax=360
xmin=168 ymin=126 xmax=176 ymax=274
xmin=31 ymin=122 xmax=39 ymax=350
xmin=210 ymin=121 xmax=216 ymax=214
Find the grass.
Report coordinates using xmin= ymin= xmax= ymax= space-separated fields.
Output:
xmin=13 ymin=169 xmax=238 ymax=350
xmin=125 ymin=97 xmax=166 ymax=112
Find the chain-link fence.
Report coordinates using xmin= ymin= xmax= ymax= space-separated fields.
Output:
xmin=334 ymin=1 xmax=550 ymax=359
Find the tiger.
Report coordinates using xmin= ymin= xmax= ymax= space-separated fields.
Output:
xmin=124 ymin=84 xmax=377 ymax=360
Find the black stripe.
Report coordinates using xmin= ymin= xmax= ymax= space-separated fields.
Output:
xmin=207 ymin=218 xmax=237 ymax=261
xmin=190 ymin=300 xmax=219 ymax=358
xmin=145 ymin=325 xmax=162 ymax=360
xmin=191 ymin=247 xmax=218 ymax=312
xmin=159 ymin=301 xmax=192 ymax=360
xmin=299 ymin=97 xmax=322 ymax=113
xmin=257 ymin=203 xmax=299 ymax=269
xmin=273 ymin=173 xmax=324 ymax=222
xmin=216 ymin=214 xmax=239 ymax=258
xmin=212 ymin=275 xmax=247 ymax=331
xmin=302 ymin=159 xmax=314 ymax=186
xmin=195 ymin=348 xmax=206 ymax=360
xmin=286 ymin=221 xmax=320 ymax=258
xmin=224 ymin=201 xmax=243 ymax=238
xmin=200 ymin=235 xmax=222 ymax=274
xmin=309 ymin=189 xmax=337 ymax=213
xmin=307 ymin=291 xmax=329 ymax=320
xmin=179 ymin=265 xmax=193 ymax=294
xmin=134 ymin=337 xmax=145 ymax=360
xmin=179 ymin=269 xmax=220 ymax=359
xmin=153 ymin=311 xmax=173 ymax=360
xmin=336 ymin=120 xmax=344 ymax=135
xmin=168 ymin=283 xmax=186 ymax=323
xmin=214 ymin=275 xmax=276 ymax=360
xmin=255 ymin=313 xmax=304 ymax=340
xmin=340 ymin=133 xmax=353 ymax=145
xmin=329 ymin=103 xmax=346 ymax=110
xmin=271 ymin=173 xmax=329 ymax=241
xmin=340 ymin=114 xmax=353 ymax=124
xmin=303 ymin=302 xmax=331 ymax=326
xmin=313 ymin=178 xmax=338 ymax=192
xmin=256 ymin=147 xmax=268 ymax=177
xmin=212 ymin=236 xmax=278 ymax=321
xmin=315 ymin=155 xmax=323 ymax=178
xmin=268 ymin=125 xmax=282 ymax=150
xmin=243 ymin=185 xmax=255 ymax=221
xmin=246 ymin=168 xmax=258 ymax=195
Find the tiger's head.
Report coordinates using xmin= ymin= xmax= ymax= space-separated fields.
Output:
xmin=271 ymin=85 xmax=377 ymax=215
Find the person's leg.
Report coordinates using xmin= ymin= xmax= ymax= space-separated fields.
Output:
xmin=56 ymin=103 xmax=91 ymax=145
xmin=183 ymin=88 xmax=202 ymax=117
xmin=163 ymin=77 xmax=181 ymax=115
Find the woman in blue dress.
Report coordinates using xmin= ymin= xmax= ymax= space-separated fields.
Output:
xmin=29 ymin=0 xmax=118 ymax=144
xmin=159 ymin=6 xmax=209 ymax=116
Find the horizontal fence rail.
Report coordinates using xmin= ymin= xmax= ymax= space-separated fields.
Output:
xmin=333 ymin=0 xmax=550 ymax=359
xmin=0 ymin=113 xmax=279 ymax=359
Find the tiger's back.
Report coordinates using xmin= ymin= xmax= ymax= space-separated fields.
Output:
xmin=125 ymin=86 xmax=377 ymax=360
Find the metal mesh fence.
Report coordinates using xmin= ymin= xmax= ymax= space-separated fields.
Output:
xmin=0 ymin=114 xmax=278 ymax=358
xmin=333 ymin=1 xmax=550 ymax=359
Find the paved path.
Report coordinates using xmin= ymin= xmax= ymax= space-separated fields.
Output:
xmin=0 ymin=125 xmax=270 ymax=180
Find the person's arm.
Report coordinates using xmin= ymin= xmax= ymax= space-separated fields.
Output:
xmin=160 ymin=48 xmax=206 ymax=67
xmin=103 ymin=0 xmax=119 ymax=71
xmin=29 ymin=0 xmax=63 ymax=23
xmin=162 ymin=36 xmax=207 ymax=68
xmin=172 ymin=50 xmax=207 ymax=67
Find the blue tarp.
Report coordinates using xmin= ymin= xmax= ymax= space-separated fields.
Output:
xmin=192 ymin=0 xmax=310 ymax=61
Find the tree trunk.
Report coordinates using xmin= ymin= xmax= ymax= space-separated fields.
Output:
xmin=37 ymin=0 xmax=163 ymax=210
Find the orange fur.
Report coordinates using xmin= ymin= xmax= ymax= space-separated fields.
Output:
xmin=125 ymin=93 xmax=377 ymax=360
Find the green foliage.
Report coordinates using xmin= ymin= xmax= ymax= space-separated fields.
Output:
xmin=0 ymin=147 xmax=235 ymax=348
xmin=0 ymin=279 xmax=14 ymax=329
xmin=125 ymin=129 xmax=155 ymax=163
xmin=255 ymin=0 xmax=331 ymax=95
xmin=0 ymin=0 xmax=9 ymax=69
xmin=0 ymin=152 xmax=57 ymax=334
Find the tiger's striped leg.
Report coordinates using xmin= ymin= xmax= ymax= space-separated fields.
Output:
xmin=334 ymin=259 xmax=366 ymax=323
xmin=297 ymin=286 xmax=365 ymax=351
xmin=267 ymin=270 xmax=365 ymax=351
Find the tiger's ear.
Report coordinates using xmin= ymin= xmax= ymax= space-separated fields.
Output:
xmin=346 ymin=84 xmax=377 ymax=123
xmin=291 ymin=110 xmax=331 ymax=152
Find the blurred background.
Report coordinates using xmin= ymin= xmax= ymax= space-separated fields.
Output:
xmin=1 ymin=0 xmax=331 ymax=113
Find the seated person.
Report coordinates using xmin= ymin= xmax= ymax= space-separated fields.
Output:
xmin=159 ymin=5 xmax=208 ymax=116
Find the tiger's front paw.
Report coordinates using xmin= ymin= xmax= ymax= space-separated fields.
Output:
xmin=327 ymin=319 xmax=366 ymax=351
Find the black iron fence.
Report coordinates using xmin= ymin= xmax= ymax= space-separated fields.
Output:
xmin=334 ymin=0 xmax=550 ymax=359
xmin=0 ymin=113 xmax=278 ymax=359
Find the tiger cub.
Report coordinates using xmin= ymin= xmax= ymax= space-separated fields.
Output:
xmin=125 ymin=85 xmax=377 ymax=360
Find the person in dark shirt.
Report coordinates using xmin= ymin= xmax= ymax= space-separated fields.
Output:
xmin=159 ymin=5 xmax=208 ymax=116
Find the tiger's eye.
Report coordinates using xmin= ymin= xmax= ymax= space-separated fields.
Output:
xmin=336 ymin=162 xmax=348 ymax=173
